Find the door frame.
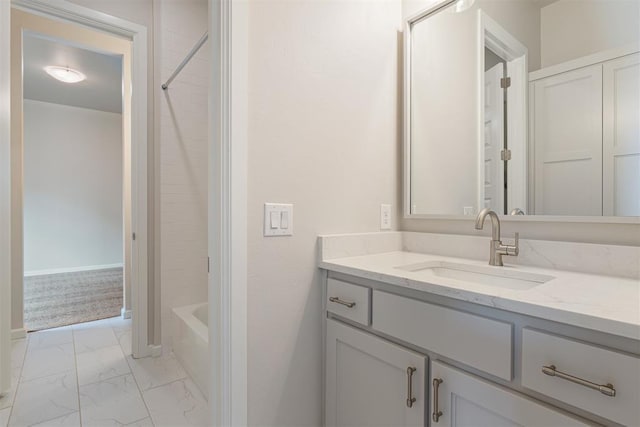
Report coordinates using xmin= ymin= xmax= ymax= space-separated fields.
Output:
xmin=208 ymin=0 xmax=248 ymax=424
xmin=1 ymin=0 xmax=150 ymax=358
xmin=0 ymin=0 xmax=12 ymax=397
xmin=477 ymin=11 xmax=528 ymax=214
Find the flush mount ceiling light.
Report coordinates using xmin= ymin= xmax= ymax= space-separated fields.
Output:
xmin=44 ymin=66 xmax=86 ymax=83
xmin=454 ymin=0 xmax=475 ymax=12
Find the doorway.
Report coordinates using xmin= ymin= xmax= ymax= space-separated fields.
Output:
xmin=21 ymin=30 xmax=126 ymax=331
xmin=6 ymin=3 xmax=150 ymax=358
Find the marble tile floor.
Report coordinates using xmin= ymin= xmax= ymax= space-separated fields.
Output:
xmin=0 ymin=317 xmax=208 ymax=427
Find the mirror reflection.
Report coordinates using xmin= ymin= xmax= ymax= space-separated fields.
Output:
xmin=407 ymin=0 xmax=640 ymax=217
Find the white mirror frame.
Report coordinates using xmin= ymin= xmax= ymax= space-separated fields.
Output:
xmin=403 ymin=1 xmax=640 ymax=225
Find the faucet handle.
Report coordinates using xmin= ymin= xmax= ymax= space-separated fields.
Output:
xmin=507 ymin=232 xmax=520 ymax=256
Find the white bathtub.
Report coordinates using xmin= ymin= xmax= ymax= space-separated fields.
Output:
xmin=172 ymin=302 xmax=208 ymax=399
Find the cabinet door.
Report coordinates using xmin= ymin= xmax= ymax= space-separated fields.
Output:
xmin=430 ymin=361 xmax=588 ymax=427
xmin=325 ymin=319 xmax=426 ymax=427
xmin=603 ymin=52 xmax=640 ymax=216
xmin=533 ymin=64 xmax=603 ymax=215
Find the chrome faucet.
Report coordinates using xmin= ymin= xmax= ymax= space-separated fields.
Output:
xmin=475 ymin=208 xmax=519 ymax=266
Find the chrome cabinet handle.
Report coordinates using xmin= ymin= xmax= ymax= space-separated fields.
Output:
xmin=432 ymin=378 xmax=443 ymax=422
xmin=328 ymin=297 xmax=356 ymax=308
xmin=406 ymin=367 xmax=416 ymax=408
xmin=542 ymin=365 xmax=616 ymax=397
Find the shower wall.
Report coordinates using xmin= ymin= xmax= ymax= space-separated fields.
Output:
xmin=158 ymin=0 xmax=209 ymax=349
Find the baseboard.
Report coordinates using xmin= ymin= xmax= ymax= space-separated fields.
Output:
xmin=121 ymin=308 xmax=132 ymax=319
xmin=150 ymin=345 xmax=162 ymax=357
xmin=24 ymin=263 xmax=124 ymax=277
xmin=11 ymin=328 xmax=26 ymax=340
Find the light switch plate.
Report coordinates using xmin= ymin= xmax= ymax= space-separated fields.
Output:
xmin=264 ymin=203 xmax=293 ymax=236
xmin=380 ymin=204 xmax=392 ymax=230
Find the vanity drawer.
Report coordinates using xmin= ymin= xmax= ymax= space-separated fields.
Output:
xmin=326 ymin=278 xmax=370 ymax=326
xmin=372 ymin=290 xmax=512 ymax=380
xmin=522 ymin=328 xmax=640 ymax=426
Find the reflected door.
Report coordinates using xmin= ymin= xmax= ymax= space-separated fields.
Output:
xmin=484 ymin=63 xmax=505 ymax=213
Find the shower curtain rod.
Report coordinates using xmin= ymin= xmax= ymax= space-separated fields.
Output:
xmin=161 ymin=32 xmax=208 ymax=90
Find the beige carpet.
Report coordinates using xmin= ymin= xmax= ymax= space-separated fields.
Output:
xmin=24 ymin=267 xmax=123 ymax=331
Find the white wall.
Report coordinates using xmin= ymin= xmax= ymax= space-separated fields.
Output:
xmin=158 ymin=0 xmax=209 ymax=349
xmin=541 ymin=0 xmax=640 ymax=68
xmin=247 ymin=1 xmax=401 ymax=424
xmin=410 ymin=6 xmax=478 ymax=215
xmin=23 ymin=100 xmax=123 ymax=273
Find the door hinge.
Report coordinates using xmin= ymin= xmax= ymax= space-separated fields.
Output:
xmin=501 ymin=149 xmax=512 ymax=161
xmin=500 ymin=77 xmax=511 ymax=89
xmin=207 ymin=257 xmax=210 ymax=273
xmin=132 ymin=232 xmax=136 ymax=241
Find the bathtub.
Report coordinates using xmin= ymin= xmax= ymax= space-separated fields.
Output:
xmin=172 ymin=302 xmax=208 ymax=399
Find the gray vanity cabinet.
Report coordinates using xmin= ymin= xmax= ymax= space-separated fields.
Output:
xmin=429 ymin=361 xmax=589 ymax=427
xmin=325 ymin=319 xmax=426 ymax=427
xmin=323 ymin=274 xmax=639 ymax=426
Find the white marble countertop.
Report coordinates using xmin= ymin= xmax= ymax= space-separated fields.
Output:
xmin=319 ymin=250 xmax=640 ymax=341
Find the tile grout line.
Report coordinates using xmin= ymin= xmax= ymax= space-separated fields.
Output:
xmin=6 ymin=333 xmax=31 ymax=426
xmin=143 ymin=373 xmax=192 ymax=392
xmin=119 ymin=327 xmax=156 ymax=426
xmin=71 ymin=328 xmax=84 ymax=426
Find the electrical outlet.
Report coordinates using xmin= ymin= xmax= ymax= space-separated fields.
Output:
xmin=380 ymin=204 xmax=392 ymax=230
xmin=464 ymin=206 xmax=475 ymax=216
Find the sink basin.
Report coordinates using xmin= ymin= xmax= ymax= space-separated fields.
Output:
xmin=394 ymin=261 xmax=554 ymax=291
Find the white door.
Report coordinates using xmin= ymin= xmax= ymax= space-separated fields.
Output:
xmin=483 ymin=63 xmax=505 ymax=213
xmin=533 ymin=64 xmax=603 ymax=215
xmin=505 ymin=56 xmax=527 ymax=214
xmin=325 ymin=319 xmax=426 ymax=427
xmin=603 ymin=52 xmax=640 ymax=216
xmin=430 ymin=361 xmax=589 ymax=426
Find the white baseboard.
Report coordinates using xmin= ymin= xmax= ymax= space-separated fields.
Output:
xmin=24 ymin=263 xmax=124 ymax=277
xmin=121 ymin=308 xmax=132 ymax=319
xmin=150 ymin=345 xmax=162 ymax=357
xmin=11 ymin=328 xmax=26 ymax=340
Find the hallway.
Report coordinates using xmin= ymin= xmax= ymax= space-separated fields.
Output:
xmin=0 ymin=318 xmax=207 ymax=426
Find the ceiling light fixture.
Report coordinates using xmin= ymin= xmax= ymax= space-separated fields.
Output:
xmin=44 ymin=66 xmax=86 ymax=83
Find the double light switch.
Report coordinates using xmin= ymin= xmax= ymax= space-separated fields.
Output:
xmin=264 ymin=203 xmax=293 ymax=236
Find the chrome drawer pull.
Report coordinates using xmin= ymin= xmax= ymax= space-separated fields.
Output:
xmin=542 ymin=365 xmax=616 ymax=397
xmin=432 ymin=378 xmax=443 ymax=422
xmin=406 ymin=367 xmax=416 ymax=408
xmin=328 ymin=297 xmax=356 ymax=308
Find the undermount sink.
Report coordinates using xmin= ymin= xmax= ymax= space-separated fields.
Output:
xmin=394 ymin=261 xmax=554 ymax=291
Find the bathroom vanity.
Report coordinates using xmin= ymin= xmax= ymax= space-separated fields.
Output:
xmin=320 ymin=1 xmax=640 ymax=425
xmin=319 ymin=232 xmax=640 ymax=427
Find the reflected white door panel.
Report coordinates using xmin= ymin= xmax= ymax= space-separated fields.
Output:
xmin=484 ymin=63 xmax=505 ymax=213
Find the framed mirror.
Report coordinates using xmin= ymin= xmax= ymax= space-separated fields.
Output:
xmin=404 ymin=0 xmax=640 ymax=221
